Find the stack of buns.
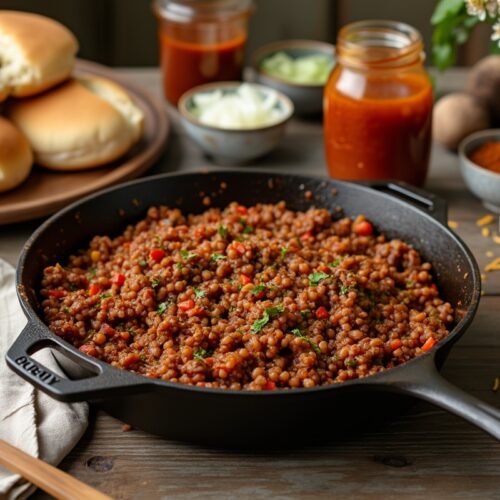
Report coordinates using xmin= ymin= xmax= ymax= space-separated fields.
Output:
xmin=0 ymin=10 xmax=144 ymax=193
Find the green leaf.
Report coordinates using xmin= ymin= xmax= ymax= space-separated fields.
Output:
xmin=251 ymin=284 xmax=267 ymax=295
xmin=180 ymin=249 xmax=197 ymax=260
xmin=194 ymin=347 xmax=211 ymax=361
xmin=308 ymin=271 xmax=329 ymax=286
xmin=431 ymin=0 xmax=464 ymax=25
xmin=139 ymin=260 xmax=147 ymax=267
xmin=211 ymin=253 xmax=227 ymax=261
xmin=218 ymin=225 xmax=228 ymax=239
xmin=280 ymin=247 xmax=288 ymax=260
xmin=300 ymin=309 xmax=310 ymax=318
xmin=243 ymin=225 xmax=254 ymax=234
xmin=290 ymin=328 xmax=321 ymax=354
xmin=151 ymin=278 xmax=160 ymax=289
xmin=251 ymin=311 xmax=270 ymax=334
xmin=345 ymin=359 xmax=358 ymax=368
xmin=432 ymin=42 xmax=456 ymax=71
xmin=157 ymin=302 xmax=167 ymax=315
xmin=194 ymin=287 xmax=205 ymax=299
xmin=251 ymin=305 xmax=285 ymax=333
xmin=100 ymin=292 xmax=112 ymax=300
xmin=406 ymin=280 xmax=416 ymax=288
xmin=328 ymin=258 xmax=341 ymax=268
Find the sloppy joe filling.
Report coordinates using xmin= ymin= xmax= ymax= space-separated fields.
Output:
xmin=40 ymin=202 xmax=453 ymax=390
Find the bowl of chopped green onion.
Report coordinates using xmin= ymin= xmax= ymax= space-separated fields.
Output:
xmin=252 ymin=39 xmax=335 ymax=115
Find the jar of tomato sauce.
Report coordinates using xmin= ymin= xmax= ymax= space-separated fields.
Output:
xmin=153 ymin=0 xmax=253 ymax=105
xmin=324 ymin=20 xmax=433 ymax=186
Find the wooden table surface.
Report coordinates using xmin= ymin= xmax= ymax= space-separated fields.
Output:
xmin=1 ymin=68 xmax=499 ymax=499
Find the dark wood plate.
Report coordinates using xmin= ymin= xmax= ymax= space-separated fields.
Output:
xmin=0 ymin=59 xmax=170 ymax=225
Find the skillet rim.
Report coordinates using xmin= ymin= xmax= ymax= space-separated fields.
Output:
xmin=14 ymin=169 xmax=482 ymax=398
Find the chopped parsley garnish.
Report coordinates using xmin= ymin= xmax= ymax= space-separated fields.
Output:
xmin=280 ymin=247 xmax=288 ymax=260
xmin=139 ymin=260 xmax=147 ymax=267
xmin=88 ymin=267 xmax=97 ymax=278
xmin=194 ymin=287 xmax=205 ymax=299
xmin=180 ymin=249 xmax=197 ymax=260
xmin=345 ymin=359 xmax=358 ymax=368
xmin=62 ymin=307 xmax=70 ymax=314
xmin=151 ymin=278 xmax=160 ymax=289
xmin=251 ymin=305 xmax=285 ymax=333
xmin=243 ymin=225 xmax=254 ymax=234
xmin=300 ymin=309 xmax=311 ymax=318
xmin=175 ymin=263 xmax=183 ymax=270
xmin=239 ymin=217 xmax=247 ymax=225
xmin=157 ymin=302 xmax=167 ymax=315
xmin=339 ymin=283 xmax=351 ymax=295
xmin=308 ymin=271 xmax=329 ymax=286
xmin=251 ymin=284 xmax=267 ymax=295
xmin=218 ymin=225 xmax=228 ymax=239
xmin=100 ymin=293 xmax=112 ymax=300
xmin=211 ymin=253 xmax=227 ymax=261
xmin=291 ymin=328 xmax=321 ymax=354
xmin=329 ymin=258 xmax=341 ymax=268
xmin=406 ymin=280 xmax=416 ymax=288
xmin=194 ymin=347 xmax=211 ymax=361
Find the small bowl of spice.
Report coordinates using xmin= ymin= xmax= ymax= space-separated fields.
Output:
xmin=178 ymin=82 xmax=293 ymax=165
xmin=459 ymin=129 xmax=500 ymax=213
xmin=251 ymin=39 xmax=335 ymax=115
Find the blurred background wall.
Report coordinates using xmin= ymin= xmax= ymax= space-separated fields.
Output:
xmin=0 ymin=0 xmax=491 ymax=66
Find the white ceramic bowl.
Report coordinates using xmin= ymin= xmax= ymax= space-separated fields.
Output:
xmin=251 ymin=39 xmax=335 ymax=116
xmin=178 ymin=82 xmax=294 ymax=166
xmin=458 ymin=129 xmax=500 ymax=213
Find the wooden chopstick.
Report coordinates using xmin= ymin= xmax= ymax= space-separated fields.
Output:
xmin=0 ymin=439 xmax=112 ymax=500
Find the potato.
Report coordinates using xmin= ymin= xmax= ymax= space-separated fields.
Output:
xmin=432 ymin=93 xmax=490 ymax=150
xmin=466 ymin=55 xmax=500 ymax=122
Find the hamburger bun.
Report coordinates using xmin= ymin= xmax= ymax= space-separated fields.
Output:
xmin=0 ymin=10 xmax=78 ymax=98
xmin=6 ymin=75 xmax=144 ymax=170
xmin=0 ymin=116 xmax=33 ymax=193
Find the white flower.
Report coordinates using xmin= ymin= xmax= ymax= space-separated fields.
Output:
xmin=467 ymin=0 xmax=488 ymax=20
xmin=492 ymin=20 xmax=500 ymax=43
xmin=486 ymin=0 xmax=498 ymax=16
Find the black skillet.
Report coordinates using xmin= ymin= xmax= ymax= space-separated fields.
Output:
xmin=6 ymin=170 xmax=500 ymax=445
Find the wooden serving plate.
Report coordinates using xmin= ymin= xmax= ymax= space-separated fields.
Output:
xmin=0 ymin=59 xmax=170 ymax=225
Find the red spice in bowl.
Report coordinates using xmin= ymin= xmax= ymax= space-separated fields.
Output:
xmin=469 ymin=141 xmax=500 ymax=174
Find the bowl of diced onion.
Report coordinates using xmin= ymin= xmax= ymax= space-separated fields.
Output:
xmin=178 ymin=82 xmax=294 ymax=165
xmin=251 ymin=39 xmax=335 ymax=115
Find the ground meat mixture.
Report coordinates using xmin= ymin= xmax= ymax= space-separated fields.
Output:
xmin=40 ymin=202 xmax=454 ymax=390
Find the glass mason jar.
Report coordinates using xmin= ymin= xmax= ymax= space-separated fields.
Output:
xmin=153 ymin=0 xmax=254 ymax=105
xmin=324 ymin=20 xmax=433 ymax=187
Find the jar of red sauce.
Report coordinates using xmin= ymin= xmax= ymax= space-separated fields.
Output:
xmin=153 ymin=0 xmax=253 ymax=105
xmin=324 ymin=20 xmax=433 ymax=186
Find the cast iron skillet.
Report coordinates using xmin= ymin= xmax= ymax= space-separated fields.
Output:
xmin=6 ymin=170 xmax=500 ymax=445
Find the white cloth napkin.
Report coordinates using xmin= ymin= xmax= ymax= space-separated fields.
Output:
xmin=0 ymin=258 xmax=88 ymax=499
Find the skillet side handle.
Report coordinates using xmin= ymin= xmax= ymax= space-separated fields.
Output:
xmin=6 ymin=323 xmax=148 ymax=402
xmin=363 ymin=181 xmax=448 ymax=225
xmin=379 ymin=354 xmax=500 ymax=441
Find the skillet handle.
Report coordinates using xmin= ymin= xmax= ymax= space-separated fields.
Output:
xmin=376 ymin=353 xmax=500 ymax=440
xmin=6 ymin=322 xmax=148 ymax=402
xmin=363 ymin=181 xmax=448 ymax=225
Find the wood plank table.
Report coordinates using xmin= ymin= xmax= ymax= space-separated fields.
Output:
xmin=1 ymin=68 xmax=499 ymax=499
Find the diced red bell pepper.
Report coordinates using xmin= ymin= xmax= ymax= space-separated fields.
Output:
xmin=300 ymin=230 xmax=314 ymax=241
xmin=112 ymin=273 xmax=126 ymax=286
xmin=236 ymin=205 xmax=248 ymax=215
xmin=353 ymin=220 xmax=374 ymax=236
xmin=178 ymin=299 xmax=195 ymax=311
xmin=264 ymin=381 xmax=276 ymax=390
xmin=150 ymin=248 xmax=166 ymax=262
xmin=48 ymin=289 xmax=66 ymax=298
xmin=88 ymin=283 xmax=101 ymax=296
xmin=315 ymin=306 xmax=329 ymax=319
xmin=422 ymin=337 xmax=436 ymax=352
xmin=390 ymin=339 xmax=402 ymax=350
xmin=232 ymin=241 xmax=246 ymax=255
xmin=240 ymin=273 xmax=252 ymax=285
